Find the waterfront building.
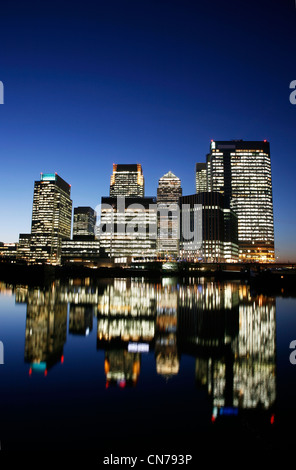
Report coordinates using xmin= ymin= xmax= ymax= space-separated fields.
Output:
xmin=156 ymin=171 xmax=182 ymax=258
xmin=0 ymin=242 xmax=18 ymax=261
xmin=110 ymin=163 xmax=144 ymax=197
xmin=195 ymin=163 xmax=207 ymax=193
xmin=73 ymin=206 xmax=96 ymax=237
xmin=61 ymin=235 xmax=101 ymax=265
xmin=99 ymin=196 xmax=157 ymax=259
xmin=179 ymin=192 xmax=238 ymax=263
xmin=206 ymin=140 xmax=274 ymax=262
xmin=21 ymin=173 xmax=72 ymax=264
xmin=17 ymin=235 xmax=31 ymax=261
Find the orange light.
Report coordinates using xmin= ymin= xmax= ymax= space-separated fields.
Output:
xmin=104 ymin=359 xmax=110 ymax=374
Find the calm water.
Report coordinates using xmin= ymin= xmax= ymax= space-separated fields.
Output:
xmin=0 ymin=276 xmax=295 ymax=455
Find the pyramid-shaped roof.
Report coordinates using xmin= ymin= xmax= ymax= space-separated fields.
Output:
xmin=161 ymin=170 xmax=179 ymax=179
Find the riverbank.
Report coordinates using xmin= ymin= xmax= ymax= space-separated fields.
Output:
xmin=0 ymin=260 xmax=295 ymax=296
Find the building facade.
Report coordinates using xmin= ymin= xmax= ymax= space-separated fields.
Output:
xmin=206 ymin=140 xmax=274 ymax=262
xmin=110 ymin=164 xmax=144 ymax=197
xmin=179 ymin=192 xmax=239 ymax=263
xmin=61 ymin=236 xmax=101 ymax=265
xmin=195 ymin=163 xmax=207 ymax=193
xmin=73 ymin=206 xmax=96 ymax=237
xmin=20 ymin=173 xmax=72 ymax=264
xmin=156 ymin=171 xmax=182 ymax=258
xmin=99 ymin=196 xmax=157 ymax=259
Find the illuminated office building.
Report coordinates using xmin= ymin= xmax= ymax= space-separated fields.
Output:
xmin=99 ymin=196 xmax=157 ymax=259
xmin=73 ymin=206 xmax=96 ymax=237
xmin=157 ymin=171 xmax=182 ymax=258
xmin=195 ymin=163 xmax=207 ymax=193
xmin=23 ymin=173 xmax=72 ymax=264
xmin=17 ymin=234 xmax=31 ymax=261
xmin=110 ymin=163 xmax=144 ymax=197
xmin=207 ymin=140 xmax=275 ymax=262
xmin=61 ymin=236 xmax=101 ymax=265
xmin=179 ymin=192 xmax=239 ymax=262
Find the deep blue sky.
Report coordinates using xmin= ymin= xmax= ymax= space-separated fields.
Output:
xmin=0 ymin=0 xmax=295 ymax=261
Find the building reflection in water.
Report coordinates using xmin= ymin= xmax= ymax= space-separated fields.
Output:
xmin=96 ymin=278 xmax=157 ymax=387
xmin=104 ymin=350 xmax=141 ymax=388
xmin=155 ymin=280 xmax=179 ymax=379
xmin=14 ymin=277 xmax=276 ymax=420
xmin=16 ymin=283 xmax=67 ymax=376
xmin=69 ymin=304 xmax=93 ymax=336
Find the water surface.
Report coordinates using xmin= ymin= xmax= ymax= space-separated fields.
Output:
xmin=0 ymin=277 xmax=295 ymax=454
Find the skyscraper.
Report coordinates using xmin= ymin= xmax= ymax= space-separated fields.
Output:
xmin=27 ymin=173 xmax=72 ymax=264
xmin=156 ymin=171 xmax=182 ymax=258
xmin=206 ymin=140 xmax=274 ymax=262
xmin=195 ymin=163 xmax=207 ymax=193
xmin=73 ymin=206 xmax=96 ymax=237
xmin=99 ymin=196 xmax=157 ymax=259
xmin=110 ymin=164 xmax=144 ymax=197
xmin=179 ymin=192 xmax=238 ymax=263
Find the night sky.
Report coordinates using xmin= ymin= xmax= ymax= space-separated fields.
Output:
xmin=0 ymin=0 xmax=295 ymax=261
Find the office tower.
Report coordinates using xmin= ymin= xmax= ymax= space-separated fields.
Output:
xmin=73 ymin=206 xmax=96 ymax=237
xmin=207 ymin=140 xmax=274 ymax=262
xmin=157 ymin=171 xmax=182 ymax=258
xmin=99 ymin=196 xmax=157 ymax=259
xmin=195 ymin=163 xmax=207 ymax=193
xmin=28 ymin=173 xmax=72 ymax=264
xmin=110 ymin=164 xmax=144 ymax=197
xmin=179 ymin=192 xmax=239 ymax=263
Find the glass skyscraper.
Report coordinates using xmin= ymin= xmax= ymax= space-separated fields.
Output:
xmin=195 ymin=163 xmax=207 ymax=193
xmin=25 ymin=173 xmax=72 ymax=264
xmin=73 ymin=206 xmax=96 ymax=237
xmin=179 ymin=192 xmax=239 ymax=263
xmin=110 ymin=164 xmax=144 ymax=197
xmin=99 ymin=196 xmax=157 ymax=259
xmin=156 ymin=171 xmax=182 ymax=258
xmin=206 ymin=140 xmax=275 ymax=262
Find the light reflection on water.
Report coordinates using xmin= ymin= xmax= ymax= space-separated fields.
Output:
xmin=0 ymin=276 xmax=291 ymax=451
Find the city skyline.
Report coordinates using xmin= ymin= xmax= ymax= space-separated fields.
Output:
xmin=11 ymin=142 xmax=273 ymax=264
xmin=0 ymin=0 xmax=296 ymax=262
